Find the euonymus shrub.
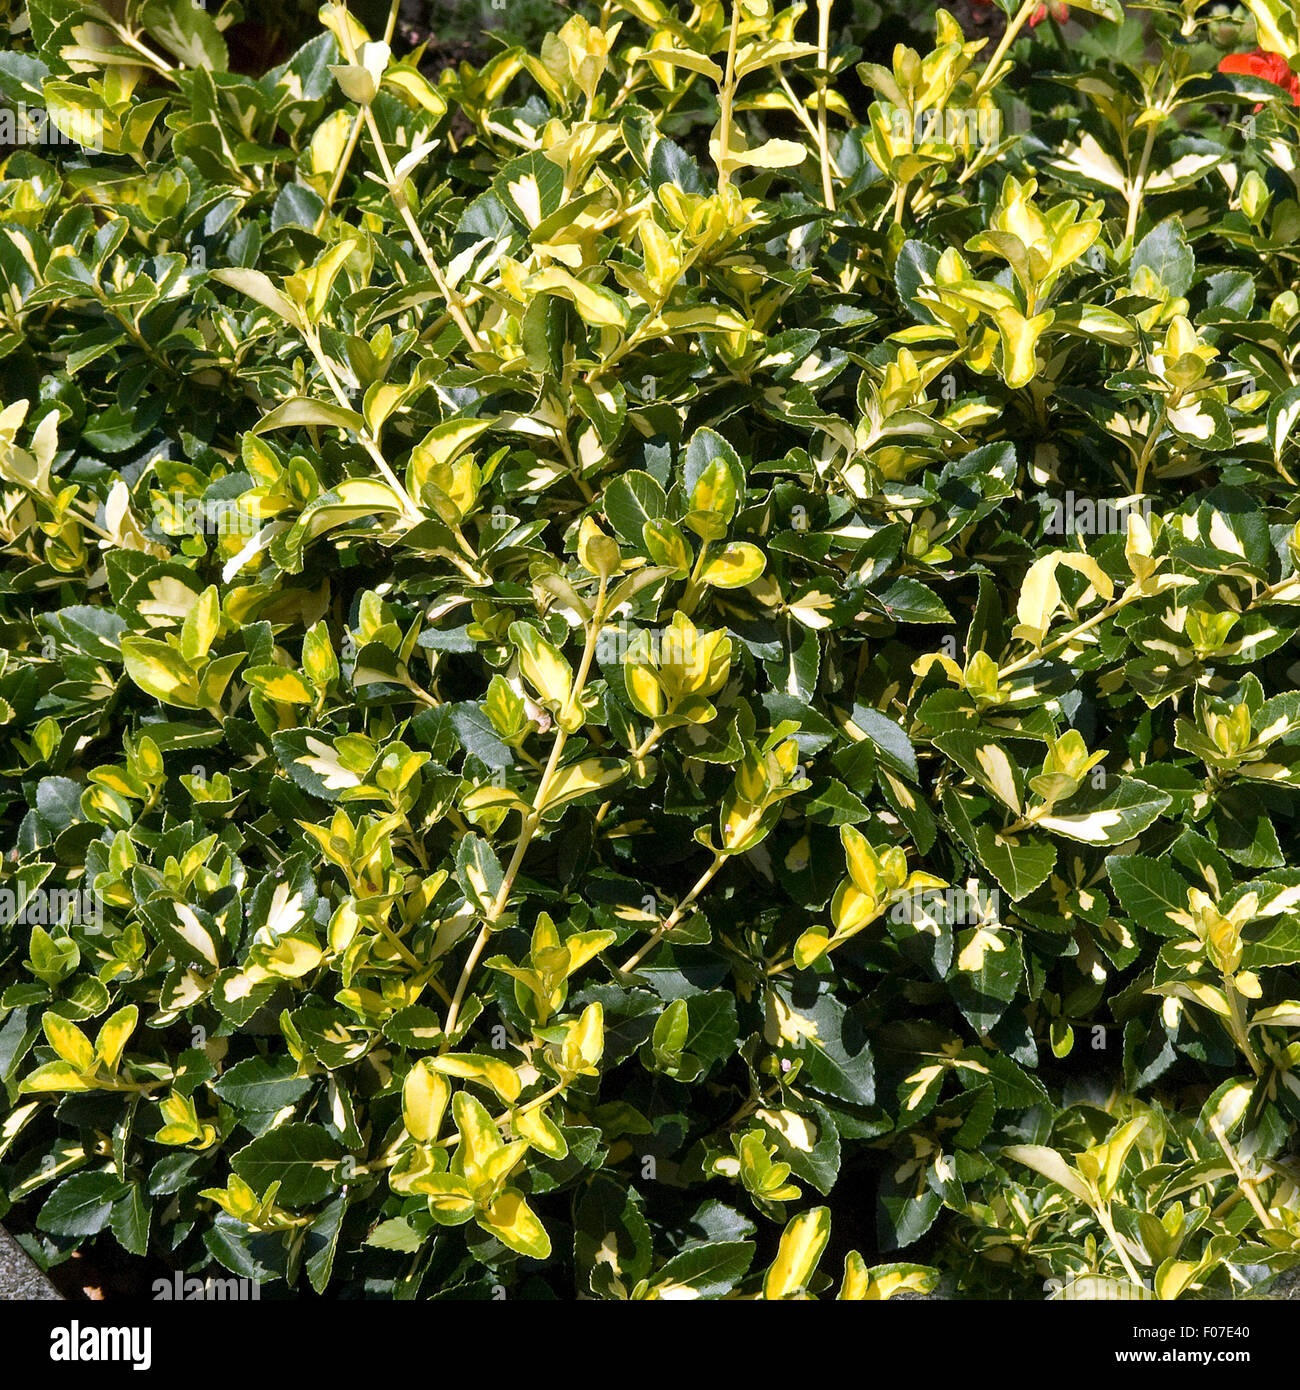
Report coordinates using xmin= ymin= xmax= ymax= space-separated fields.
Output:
xmin=1 ymin=0 xmax=1300 ymax=1300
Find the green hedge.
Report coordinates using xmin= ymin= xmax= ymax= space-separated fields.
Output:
xmin=1 ymin=0 xmax=1300 ymax=1300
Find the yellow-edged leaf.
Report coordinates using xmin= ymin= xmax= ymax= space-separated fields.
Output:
xmin=42 ymin=1013 xmax=95 ymax=1072
xmin=764 ymin=1206 xmax=831 ymax=1299
xmin=94 ymin=1006 xmax=138 ymax=1071
xmin=480 ymin=1188 xmax=552 ymax=1258
xmin=403 ymin=1058 xmax=451 ymax=1142
xmin=433 ymin=1053 xmax=522 ymax=1103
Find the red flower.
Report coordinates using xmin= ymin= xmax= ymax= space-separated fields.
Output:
xmin=969 ymin=0 xmax=1068 ymax=23
xmin=1219 ymin=48 xmax=1300 ymax=105
xmin=1027 ymin=2 xmax=1069 ymax=27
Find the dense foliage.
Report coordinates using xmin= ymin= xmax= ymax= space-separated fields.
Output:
xmin=2 ymin=0 xmax=1300 ymax=1301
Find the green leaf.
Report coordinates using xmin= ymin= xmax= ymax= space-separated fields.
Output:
xmin=1035 ymin=779 xmax=1171 ymax=845
xmin=1131 ymin=218 xmax=1193 ymax=298
xmin=212 ymin=1056 xmax=314 ymax=1113
xmin=649 ymin=1240 xmax=754 ymax=1299
xmin=110 ymin=1184 xmax=151 ymax=1256
xmin=605 ymin=471 xmax=668 ymax=546
xmin=972 ymin=825 xmax=1058 ymax=902
xmin=38 ymin=1173 xmax=128 ymax=1238
xmin=251 ymin=397 xmax=365 ymax=436
xmin=575 ymin=1176 xmax=654 ymax=1297
xmin=306 ymin=1196 xmax=348 ymax=1294
xmin=774 ymin=987 xmax=874 ymax=1106
xmin=846 ymin=705 xmax=918 ymax=781
xmin=1070 ymin=0 xmax=1123 ymax=18
xmin=683 ymin=990 xmax=739 ymax=1070
xmin=950 ymin=926 xmax=1024 ymax=1033
xmin=682 ymin=428 xmax=742 ymax=504
xmin=229 ymin=1125 xmax=343 ymax=1207
xmin=455 ymin=834 xmax=506 ymax=916
xmin=876 ymin=1176 xmax=943 ymax=1251
xmin=141 ymin=0 xmax=228 ymax=70
xmin=1105 ymin=854 xmax=1190 ymax=938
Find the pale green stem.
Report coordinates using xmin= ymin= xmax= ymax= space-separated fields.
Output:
xmin=619 ymin=852 xmax=727 ymax=974
xmin=973 ymin=0 xmax=1039 ymax=99
xmin=441 ymin=580 xmax=608 ymax=1043
xmin=815 ymin=0 xmax=835 ymax=209
xmin=716 ymin=1 xmax=743 ymax=188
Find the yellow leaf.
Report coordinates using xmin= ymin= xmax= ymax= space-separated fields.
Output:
xmin=1057 ymin=553 xmax=1114 ymax=601
xmin=433 ymin=1053 xmax=522 ymax=1103
xmin=246 ymin=666 xmax=315 ymax=704
xmin=1014 ymin=553 xmax=1062 ymax=646
xmin=403 ymin=1059 xmax=451 ymax=1143
xmin=763 ymin=1207 xmax=831 ymax=1299
xmin=994 ymin=306 xmax=1053 ymax=389
xmin=638 ymin=47 xmax=724 ymax=80
xmin=180 ymin=585 xmax=220 ymax=666
xmin=838 ymin=1250 xmax=870 ymax=1300
xmin=510 ymin=622 xmax=573 ymax=709
xmin=94 ymin=1006 xmax=138 ymax=1072
xmin=700 ymin=542 xmax=765 ymax=589
xmin=42 ymin=1013 xmax=95 ymax=1072
xmin=794 ymin=926 xmax=831 ymax=968
xmin=209 ymin=268 xmax=301 ymax=327
xmin=304 ymin=238 xmax=360 ymax=322
xmin=383 ymin=66 xmax=447 ymax=116
xmin=840 ymin=824 xmax=882 ymax=898
xmin=514 ymin=1105 xmax=568 ymax=1158
xmin=408 ymin=418 xmax=495 ymax=497
xmin=480 ymin=1189 xmax=552 ymax=1258
xmin=452 ymin=1092 xmax=504 ymax=1175
xmin=539 ymin=758 xmax=625 ymax=811
xmin=562 ymin=1001 xmax=604 ymax=1074
xmin=625 ymin=661 xmax=665 ymax=718
xmin=730 ymin=137 xmax=807 ymax=170
xmin=258 ymin=936 xmax=323 ymax=978
xmin=1050 ymin=219 xmax=1101 ymax=274
xmin=308 ymin=110 xmax=352 ymax=189
xmin=1003 ymin=1144 xmax=1093 ymax=1201
xmin=19 ymin=1061 xmax=96 ymax=1093
xmin=525 ymin=267 xmax=628 ymax=327
xmin=421 ymin=1174 xmax=476 ymax=1214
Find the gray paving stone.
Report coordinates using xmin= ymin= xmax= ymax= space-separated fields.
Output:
xmin=0 ymin=1225 xmax=62 ymax=1300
